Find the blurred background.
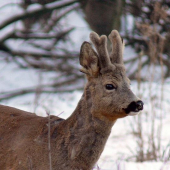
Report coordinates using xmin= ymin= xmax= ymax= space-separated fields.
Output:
xmin=0 ymin=0 xmax=170 ymax=169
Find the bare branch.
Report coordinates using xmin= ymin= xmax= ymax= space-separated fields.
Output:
xmin=8 ymin=28 xmax=74 ymax=40
xmin=43 ymin=4 xmax=79 ymax=32
xmin=0 ymin=84 xmax=83 ymax=101
xmin=11 ymin=51 xmax=77 ymax=59
xmin=0 ymin=73 xmax=83 ymax=100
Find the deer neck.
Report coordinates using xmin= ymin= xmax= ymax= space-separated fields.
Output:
xmin=62 ymin=86 xmax=117 ymax=167
xmin=67 ymin=86 xmax=116 ymax=134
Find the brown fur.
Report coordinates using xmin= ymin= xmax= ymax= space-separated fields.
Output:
xmin=0 ymin=30 xmax=141 ymax=170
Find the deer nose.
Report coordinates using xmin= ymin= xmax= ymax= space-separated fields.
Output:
xmin=124 ymin=100 xmax=144 ymax=114
xmin=136 ymin=100 xmax=144 ymax=111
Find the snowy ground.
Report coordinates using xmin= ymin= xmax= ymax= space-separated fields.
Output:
xmin=0 ymin=1 xmax=170 ymax=170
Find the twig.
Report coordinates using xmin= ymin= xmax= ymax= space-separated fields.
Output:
xmin=46 ymin=110 xmax=52 ymax=170
xmin=11 ymin=51 xmax=78 ymax=59
xmin=43 ymin=4 xmax=78 ymax=33
xmin=0 ymin=85 xmax=83 ymax=101
xmin=8 ymin=28 xmax=74 ymax=40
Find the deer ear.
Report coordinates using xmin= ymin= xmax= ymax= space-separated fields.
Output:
xmin=79 ymin=42 xmax=99 ymax=77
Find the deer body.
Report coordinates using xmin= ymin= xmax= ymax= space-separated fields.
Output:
xmin=0 ymin=95 xmax=113 ymax=170
xmin=0 ymin=30 xmax=143 ymax=170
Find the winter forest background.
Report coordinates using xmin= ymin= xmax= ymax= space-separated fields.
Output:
xmin=0 ymin=0 xmax=170 ymax=169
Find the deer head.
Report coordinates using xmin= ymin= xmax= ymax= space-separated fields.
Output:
xmin=79 ymin=30 xmax=143 ymax=121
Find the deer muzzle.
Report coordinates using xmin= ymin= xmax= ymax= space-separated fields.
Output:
xmin=123 ymin=100 xmax=144 ymax=116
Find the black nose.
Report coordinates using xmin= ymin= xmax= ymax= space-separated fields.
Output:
xmin=124 ymin=100 xmax=144 ymax=114
xmin=136 ymin=100 xmax=144 ymax=111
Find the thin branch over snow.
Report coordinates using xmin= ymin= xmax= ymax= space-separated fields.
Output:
xmin=0 ymin=27 xmax=74 ymax=42
xmin=0 ymin=85 xmax=83 ymax=101
xmin=11 ymin=28 xmax=74 ymax=40
xmin=11 ymin=51 xmax=78 ymax=59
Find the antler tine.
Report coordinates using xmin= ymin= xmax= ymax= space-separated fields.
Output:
xmin=109 ymin=30 xmax=124 ymax=65
xmin=90 ymin=32 xmax=110 ymax=68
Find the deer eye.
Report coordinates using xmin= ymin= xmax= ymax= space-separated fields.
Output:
xmin=105 ymin=84 xmax=116 ymax=90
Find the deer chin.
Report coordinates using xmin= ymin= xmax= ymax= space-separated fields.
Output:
xmin=122 ymin=108 xmax=140 ymax=116
xmin=128 ymin=111 xmax=140 ymax=116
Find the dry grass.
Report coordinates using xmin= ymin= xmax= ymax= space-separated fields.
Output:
xmin=128 ymin=2 xmax=169 ymax=162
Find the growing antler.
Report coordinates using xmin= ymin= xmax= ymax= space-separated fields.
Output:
xmin=109 ymin=30 xmax=124 ymax=64
xmin=90 ymin=32 xmax=111 ymax=68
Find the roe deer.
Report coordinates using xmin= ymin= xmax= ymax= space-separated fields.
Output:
xmin=0 ymin=30 xmax=143 ymax=170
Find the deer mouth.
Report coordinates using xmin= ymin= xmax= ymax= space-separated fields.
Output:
xmin=123 ymin=101 xmax=144 ymax=114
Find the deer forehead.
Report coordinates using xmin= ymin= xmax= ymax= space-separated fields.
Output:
xmin=100 ymin=64 xmax=127 ymax=82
